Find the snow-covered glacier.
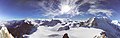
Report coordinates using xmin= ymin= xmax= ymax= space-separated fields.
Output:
xmin=0 ymin=17 xmax=120 ymax=38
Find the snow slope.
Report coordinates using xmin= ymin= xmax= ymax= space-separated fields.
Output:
xmin=29 ymin=26 xmax=104 ymax=38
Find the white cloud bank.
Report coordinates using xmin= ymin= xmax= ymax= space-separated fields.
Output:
xmin=88 ymin=8 xmax=113 ymax=17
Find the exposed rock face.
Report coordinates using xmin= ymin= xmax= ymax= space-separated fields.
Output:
xmin=72 ymin=23 xmax=80 ymax=28
xmin=87 ymin=17 xmax=98 ymax=27
xmin=0 ymin=26 xmax=2 ymax=29
xmin=79 ymin=22 xmax=84 ymax=26
xmin=6 ymin=20 xmax=37 ymax=38
xmin=63 ymin=33 xmax=69 ymax=38
xmin=0 ymin=27 xmax=14 ymax=38
xmin=41 ymin=20 xmax=62 ymax=27
xmin=58 ymin=26 xmax=70 ymax=31
xmin=92 ymin=17 xmax=117 ymax=38
xmin=93 ymin=32 xmax=107 ymax=38
xmin=79 ymin=17 xmax=120 ymax=38
xmin=101 ymin=32 xmax=107 ymax=38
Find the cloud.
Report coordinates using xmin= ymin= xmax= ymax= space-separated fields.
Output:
xmin=37 ymin=0 xmax=84 ymax=18
xmin=88 ymin=8 xmax=113 ymax=17
xmin=82 ymin=0 xmax=113 ymax=17
xmin=35 ymin=0 xmax=113 ymax=18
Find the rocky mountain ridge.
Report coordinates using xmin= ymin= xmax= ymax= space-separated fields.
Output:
xmin=0 ymin=17 xmax=120 ymax=38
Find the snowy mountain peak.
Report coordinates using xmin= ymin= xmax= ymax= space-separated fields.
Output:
xmin=83 ymin=17 xmax=111 ymax=27
xmin=87 ymin=17 xmax=120 ymax=38
xmin=111 ymin=20 xmax=120 ymax=26
xmin=89 ymin=17 xmax=111 ymax=23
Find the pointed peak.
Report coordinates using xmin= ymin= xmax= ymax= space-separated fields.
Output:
xmin=87 ymin=16 xmax=111 ymax=24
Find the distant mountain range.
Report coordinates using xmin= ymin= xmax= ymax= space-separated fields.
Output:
xmin=0 ymin=17 xmax=120 ymax=38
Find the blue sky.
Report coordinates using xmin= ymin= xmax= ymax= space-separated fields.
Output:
xmin=0 ymin=0 xmax=120 ymax=20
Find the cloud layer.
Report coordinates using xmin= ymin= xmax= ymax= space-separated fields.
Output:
xmin=34 ymin=0 xmax=113 ymax=18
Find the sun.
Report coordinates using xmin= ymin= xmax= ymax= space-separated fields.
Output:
xmin=61 ymin=5 xmax=71 ymax=13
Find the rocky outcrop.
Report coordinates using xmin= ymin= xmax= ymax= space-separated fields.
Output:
xmin=41 ymin=20 xmax=62 ymax=27
xmin=72 ymin=23 xmax=80 ymax=28
xmin=0 ymin=27 xmax=14 ymax=38
xmin=57 ymin=26 xmax=70 ymax=31
xmin=6 ymin=20 xmax=37 ymax=38
xmin=63 ymin=33 xmax=69 ymax=38
xmin=93 ymin=32 xmax=107 ymax=38
xmin=0 ymin=26 xmax=2 ymax=30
